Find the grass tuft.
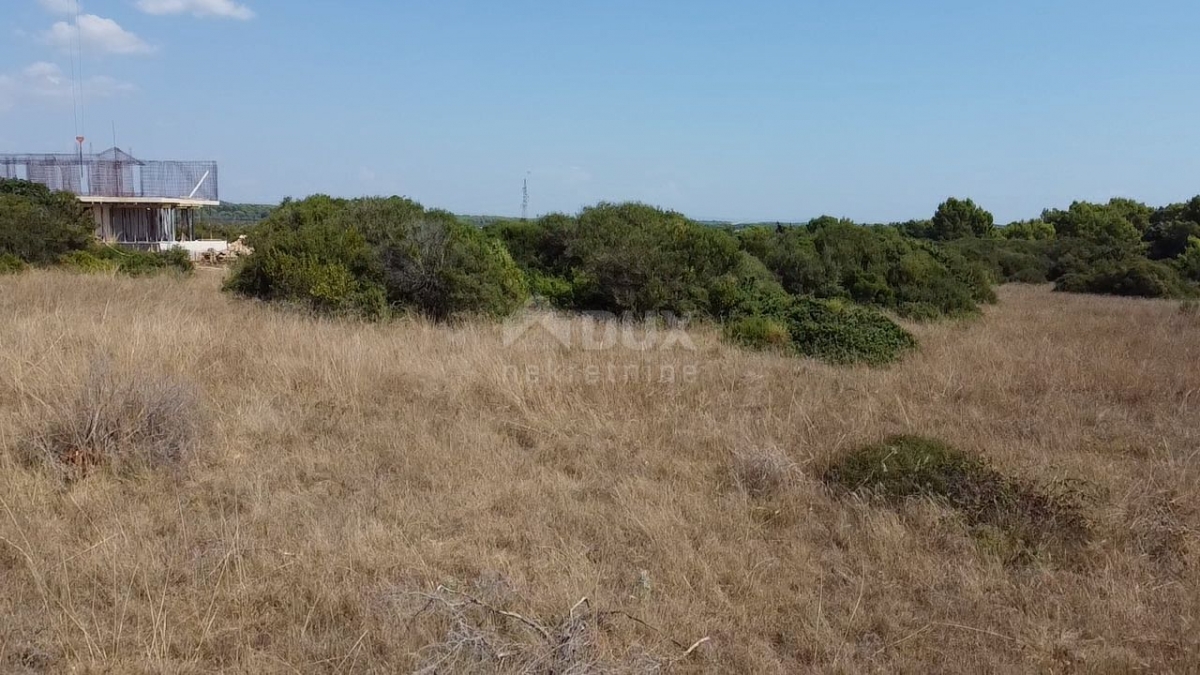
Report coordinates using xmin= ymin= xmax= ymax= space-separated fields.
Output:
xmin=730 ymin=446 xmax=798 ymax=498
xmin=25 ymin=362 xmax=203 ymax=477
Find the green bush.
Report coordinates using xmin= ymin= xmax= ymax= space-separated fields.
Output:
xmin=782 ymin=297 xmax=917 ymax=365
xmin=1055 ymin=257 xmax=1195 ymax=299
xmin=0 ymin=252 xmax=28 ymax=274
xmin=707 ymin=251 xmax=791 ymax=319
xmin=108 ymin=247 xmax=194 ymax=276
xmin=823 ymin=435 xmax=1090 ymax=563
xmin=58 ymin=247 xmax=195 ymax=277
xmin=737 ymin=222 xmax=993 ymax=319
xmin=382 ymin=219 xmax=528 ymax=320
xmin=725 ymin=315 xmax=792 ymax=352
xmin=226 ymin=196 xmax=527 ymax=320
xmin=563 ymin=202 xmax=743 ymax=315
xmin=0 ymin=179 xmax=94 ymax=264
xmin=1177 ymin=236 xmax=1200 ymax=283
xmin=485 ymin=215 xmax=573 ymax=278
xmin=59 ymin=250 xmax=119 ymax=273
xmin=1043 ymin=200 xmax=1145 ymax=249
xmin=1144 ymin=220 xmax=1200 ymax=260
xmin=945 ymin=238 xmax=1054 ymax=284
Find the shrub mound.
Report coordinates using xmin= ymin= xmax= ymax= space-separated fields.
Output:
xmin=782 ymin=298 xmax=917 ymax=365
xmin=226 ymin=195 xmax=528 ymax=320
xmin=823 ymin=435 xmax=1090 ymax=563
xmin=729 ymin=295 xmax=917 ymax=366
xmin=1055 ymin=257 xmax=1196 ymax=299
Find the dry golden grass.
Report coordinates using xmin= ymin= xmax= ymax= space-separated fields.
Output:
xmin=0 ymin=270 xmax=1197 ymax=673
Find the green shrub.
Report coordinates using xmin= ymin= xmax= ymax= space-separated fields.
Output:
xmin=0 ymin=179 xmax=94 ymax=264
xmin=1144 ymin=220 xmax=1200 ymax=260
xmin=525 ymin=270 xmax=576 ymax=306
xmin=59 ymin=250 xmax=119 ymax=273
xmin=226 ymin=196 xmax=527 ymax=320
xmin=738 ymin=223 xmax=993 ymax=319
xmin=485 ymin=215 xmax=573 ymax=278
xmin=725 ymin=315 xmax=792 ymax=352
xmin=0 ymin=252 xmax=28 ymax=274
xmin=1043 ymin=200 xmax=1145 ymax=249
xmin=381 ymin=219 xmax=528 ymax=320
xmin=1177 ymin=236 xmax=1200 ymax=283
xmin=562 ymin=202 xmax=743 ymax=315
xmin=823 ymin=436 xmax=1090 ymax=563
xmin=59 ymin=247 xmax=194 ymax=277
xmin=104 ymin=247 xmax=194 ymax=276
xmin=707 ymin=251 xmax=791 ymax=319
xmin=224 ymin=201 xmax=389 ymax=318
xmin=782 ymin=297 xmax=917 ymax=366
xmin=1055 ymin=257 xmax=1195 ymax=299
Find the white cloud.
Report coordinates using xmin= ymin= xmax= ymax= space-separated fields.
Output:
xmin=43 ymin=14 xmax=155 ymax=55
xmin=0 ymin=61 xmax=135 ymax=112
xmin=135 ymin=0 xmax=255 ymax=20
xmin=38 ymin=0 xmax=81 ymax=15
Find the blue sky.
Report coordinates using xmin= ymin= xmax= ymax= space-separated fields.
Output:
xmin=2 ymin=0 xmax=1198 ymax=222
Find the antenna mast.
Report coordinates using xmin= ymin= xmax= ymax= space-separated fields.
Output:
xmin=521 ymin=172 xmax=530 ymax=221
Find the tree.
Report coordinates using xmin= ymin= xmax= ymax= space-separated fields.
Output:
xmin=1178 ymin=236 xmax=1200 ymax=283
xmin=1042 ymin=201 xmax=1143 ymax=249
xmin=929 ymin=198 xmax=995 ymax=240
xmin=1001 ymin=220 xmax=1055 ymax=241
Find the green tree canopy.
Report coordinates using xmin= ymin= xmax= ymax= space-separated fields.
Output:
xmin=0 ymin=178 xmax=94 ymax=264
xmin=929 ymin=198 xmax=995 ymax=240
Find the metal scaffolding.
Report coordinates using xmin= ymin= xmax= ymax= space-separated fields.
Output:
xmin=0 ymin=148 xmax=218 ymax=201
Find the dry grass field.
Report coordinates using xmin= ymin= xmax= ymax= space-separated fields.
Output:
xmin=1 ymin=270 xmax=1197 ymax=673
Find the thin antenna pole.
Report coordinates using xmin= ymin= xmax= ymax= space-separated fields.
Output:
xmin=521 ymin=172 xmax=530 ymax=221
xmin=74 ymin=0 xmax=86 ymax=139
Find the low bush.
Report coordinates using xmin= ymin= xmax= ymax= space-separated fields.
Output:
xmin=782 ymin=297 xmax=917 ymax=365
xmin=58 ymin=250 xmax=119 ymax=273
xmin=725 ymin=315 xmax=792 ymax=352
xmin=823 ymin=435 xmax=1090 ymax=563
xmin=226 ymin=196 xmax=528 ymax=320
xmin=1055 ymin=257 xmax=1196 ymax=299
xmin=0 ymin=252 xmax=28 ymax=274
xmin=59 ymin=247 xmax=194 ymax=277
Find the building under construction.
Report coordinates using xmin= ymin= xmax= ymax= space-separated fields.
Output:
xmin=0 ymin=148 xmax=219 ymax=249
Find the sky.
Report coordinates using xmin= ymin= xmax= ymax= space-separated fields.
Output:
xmin=1 ymin=0 xmax=1198 ymax=223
